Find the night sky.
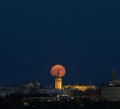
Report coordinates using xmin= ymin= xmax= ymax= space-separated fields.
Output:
xmin=0 ymin=1 xmax=120 ymax=85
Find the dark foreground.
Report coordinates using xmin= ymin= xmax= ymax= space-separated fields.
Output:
xmin=0 ymin=95 xmax=120 ymax=109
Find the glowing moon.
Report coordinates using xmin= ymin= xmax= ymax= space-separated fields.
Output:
xmin=51 ymin=64 xmax=66 ymax=77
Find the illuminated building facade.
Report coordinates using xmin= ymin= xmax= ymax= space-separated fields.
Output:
xmin=63 ymin=85 xmax=96 ymax=91
xmin=55 ymin=77 xmax=62 ymax=90
xmin=62 ymin=84 xmax=98 ymax=97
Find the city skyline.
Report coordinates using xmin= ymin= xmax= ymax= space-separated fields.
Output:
xmin=0 ymin=1 xmax=120 ymax=85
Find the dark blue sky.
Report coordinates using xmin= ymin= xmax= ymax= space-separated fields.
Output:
xmin=0 ymin=1 xmax=120 ymax=85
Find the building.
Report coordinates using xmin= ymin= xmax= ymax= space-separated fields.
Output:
xmin=55 ymin=77 xmax=62 ymax=90
xmin=100 ymin=70 xmax=120 ymax=101
xmin=100 ymin=86 xmax=120 ymax=101
xmin=63 ymin=84 xmax=98 ymax=98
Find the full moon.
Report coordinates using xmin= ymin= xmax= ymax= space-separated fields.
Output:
xmin=51 ymin=64 xmax=66 ymax=77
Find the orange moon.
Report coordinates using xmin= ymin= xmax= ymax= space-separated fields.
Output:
xmin=51 ymin=64 xmax=66 ymax=77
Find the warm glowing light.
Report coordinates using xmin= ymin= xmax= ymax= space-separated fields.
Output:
xmin=51 ymin=64 xmax=66 ymax=77
xmin=55 ymin=77 xmax=62 ymax=90
xmin=63 ymin=85 xmax=96 ymax=91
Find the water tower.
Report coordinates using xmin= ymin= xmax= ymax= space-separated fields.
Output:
xmin=50 ymin=64 xmax=66 ymax=90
